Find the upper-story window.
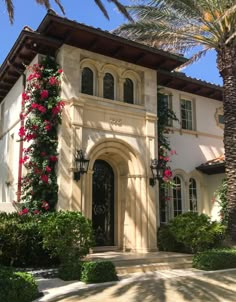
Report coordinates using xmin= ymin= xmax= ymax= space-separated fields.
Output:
xmin=123 ymin=78 xmax=134 ymax=104
xmin=189 ymin=178 xmax=198 ymax=212
xmin=215 ymin=107 xmax=224 ymax=129
xmin=81 ymin=67 xmax=94 ymax=95
xmin=158 ymin=93 xmax=173 ymax=127
xmin=103 ymin=73 xmax=114 ymax=100
xmin=181 ymin=98 xmax=193 ymax=130
xmin=173 ymin=176 xmax=183 ymax=217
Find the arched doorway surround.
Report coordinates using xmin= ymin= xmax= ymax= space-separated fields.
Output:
xmin=83 ymin=138 xmax=157 ymax=252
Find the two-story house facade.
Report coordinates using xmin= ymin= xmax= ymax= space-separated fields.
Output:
xmin=0 ymin=11 xmax=224 ymax=252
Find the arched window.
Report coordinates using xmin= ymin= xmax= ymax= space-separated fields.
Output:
xmin=123 ymin=78 xmax=134 ymax=104
xmin=189 ymin=178 xmax=198 ymax=212
xmin=103 ymin=73 xmax=114 ymax=100
xmin=81 ymin=67 xmax=94 ymax=95
xmin=173 ymin=176 xmax=182 ymax=217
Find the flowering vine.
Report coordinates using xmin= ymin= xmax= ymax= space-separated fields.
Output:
xmin=157 ymin=92 xmax=178 ymax=186
xmin=17 ymin=56 xmax=64 ymax=215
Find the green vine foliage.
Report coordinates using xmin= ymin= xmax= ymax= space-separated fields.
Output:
xmin=17 ymin=56 xmax=64 ymax=215
xmin=157 ymin=92 xmax=178 ymax=186
xmin=215 ymin=178 xmax=228 ymax=225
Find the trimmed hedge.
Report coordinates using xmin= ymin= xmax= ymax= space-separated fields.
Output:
xmin=58 ymin=260 xmax=83 ymax=281
xmin=81 ymin=261 xmax=118 ymax=284
xmin=158 ymin=212 xmax=225 ymax=253
xmin=0 ymin=266 xmax=39 ymax=302
xmin=193 ymin=249 xmax=236 ymax=270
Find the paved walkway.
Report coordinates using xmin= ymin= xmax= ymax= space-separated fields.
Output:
xmin=35 ymin=268 xmax=236 ymax=302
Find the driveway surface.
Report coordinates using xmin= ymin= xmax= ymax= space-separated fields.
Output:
xmin=36 ymin=268 xmax=236 ymax=302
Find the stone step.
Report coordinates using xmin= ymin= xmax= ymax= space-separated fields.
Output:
xmin=111 ymin=254 xmax=193 ymax=267
xmin=90 ymin=246 xmax=120 ymax=253
xmin=116 ymin=260 xmax=193 ymax=275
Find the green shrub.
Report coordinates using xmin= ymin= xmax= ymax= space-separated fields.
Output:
xmin=158 ymin=212 xmax=226 ymax=253
xmin=0 ymin=213 xmax=56 ymax=267
xmin=157 ymin=225 xmax=187 ymax=253
xmin=81 ymin=261 xmax=118 ymax=283
xmin=58 ymin=260 xmax=83 ymax=281
xmin=40 ymin=211 xmax=94 ymax=263
xmin=0 ymin=266 xmax=39 ymax=302
xmin=193 ymin=248 xmax=236 ymax=270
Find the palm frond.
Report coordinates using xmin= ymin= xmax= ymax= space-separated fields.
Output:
xmin=95 ymin=0 xmax=110 ymax=19
xmin=4 ymin=0 xmax=14 ymax=23
xmin=108 ymin=0 xmax=133 ymax=22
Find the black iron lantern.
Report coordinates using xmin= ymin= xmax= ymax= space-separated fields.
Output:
xmin=74 ymin=150 xmax=90 ymax=181
xmin=149 ymin=159 xmax=164 ymax=186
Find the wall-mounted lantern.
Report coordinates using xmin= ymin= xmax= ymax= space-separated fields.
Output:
xmin=74 ymin=149 xmax=90 ymax=181
xmin=149 ymin=159 xmax=164 ymax=186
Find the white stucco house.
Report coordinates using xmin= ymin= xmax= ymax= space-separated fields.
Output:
xmin=0 ymin=11 xmax=224 ymax=252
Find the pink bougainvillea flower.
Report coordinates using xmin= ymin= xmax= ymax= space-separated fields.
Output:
xmin=19 ymin=113 xmax=26 ymax=120
xmin=31 ymin=103 xmax=38 ymax=109
xmin=164 ymin=157 xmax=170 ymax=162
xmin=45 ymin=166 xmax=51 ymax=173
xmin=32 ymin=125 xmax=38 ymax=131
xmin=18 ymin=126 xmax=26 ymax=137
xmin=170 ymin=150 xmax=177 ymax=155
xmin=40 ymin=89 xmax=49 ymax=99
xmin=41 ymin=201 xmax=50 ymax=210
xmin=18 ymin=208 xmax=29 ymax=216
xmin=27 ymin=72 xmax=41 ymax=81
xmin=49 ymin=156 xmax=58 ymax=162
xmin=52 ymin=101 xmax=65 ymax=115
xmin=19 ymin=156 xmax=29 ymax=164
xmin=22 ymin=92 xmax=30 ymax=101
xmin=58 ymin=69 xmax=63 ymax=74
xmin=38 ymin=105 xmax=47 ymax=113
xmin=41 ymin=152 xmax=46 ymax=157
xmin=44 ymin=120 xmax=52 ymax=131
xmin=164 ymin=169 xmax=172 ymax=178
xmin=33 ymin=210 xmax=40 ymax=215
xmin=49 ymin=76 xmax=58 ymax=86
xmin=25 ymin=133 xmax=37 ymax=142
xmin=41 ymin=174 xmax=49 ymax=183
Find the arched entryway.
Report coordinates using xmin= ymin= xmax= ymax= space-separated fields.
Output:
xmin=92 ymin=160 xmax=114 ymax=246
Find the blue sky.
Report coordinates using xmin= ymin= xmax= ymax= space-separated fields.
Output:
xmin=0 ymin=0 xmax=222 ymax=85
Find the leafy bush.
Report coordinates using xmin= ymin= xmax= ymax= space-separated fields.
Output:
xmin=215 ymin=178 xmax=228 ymax=224
xmin=58 ymin=260 xmax=83 ymax=281
xmin=81 ymin=261 xmax=118 ymax=283
xmin=0 ymin=266 xmax=39 ymax=302
xmin=157 ymin=225 xmax=187 ymax=253
xmin=40 ymin=211 xmax=94 ymax=263
xmin=0 ymin=213 xmax=56 ymax=267
xmin=193 ymin=248 xmax=236 ymax=270
xmin=158 ymin=212 xmax=226 ymax=253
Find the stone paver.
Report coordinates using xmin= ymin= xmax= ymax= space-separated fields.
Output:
xmin=35 ymin=268 xmax=236 ymax=302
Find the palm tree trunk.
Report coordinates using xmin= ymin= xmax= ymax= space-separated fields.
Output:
xmin=217 ymin=45 xmax=236 ymax=241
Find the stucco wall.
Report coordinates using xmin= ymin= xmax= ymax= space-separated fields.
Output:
xmin=0 ymin=76 xmax=22 ymax=211
xmin=158 ymin=87 xmax=224 ymax=219
xmin=0 ymin=55 xmax=40 ymax=211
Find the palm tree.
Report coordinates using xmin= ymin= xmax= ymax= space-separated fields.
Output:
xmin=116 ymin=0 xmax=236 ymax=241
xmin=4 ymin=0 xmax=132 ymax=24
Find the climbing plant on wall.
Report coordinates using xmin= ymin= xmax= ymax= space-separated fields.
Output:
xmin=157 ymin=92 xmax=178 ymax=186
xmin=17 ymin=56 xmax=64 ymax=215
